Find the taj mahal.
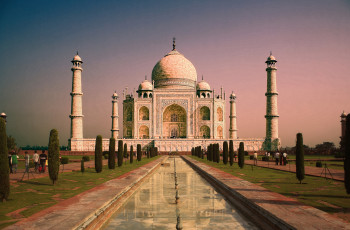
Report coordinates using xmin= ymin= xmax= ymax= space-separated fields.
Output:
xmin=68 ymin=39 xmax=280 ymax=152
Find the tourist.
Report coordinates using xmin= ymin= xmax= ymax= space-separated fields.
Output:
xmin=24 ymin=151 xmax=30 ymax=173
xmin=234 ymin=152 xmax=237 ymax=162
xmin=8 ymin=152 xmax=13 ymax=174
xmin=279 ymin=152 xmax=283 ymax=165
xmin=267 ymin=152 xmax=270 ymax=160
xmin=253 ymin=152 xmax=258 ymax=165
xmin=39 ymin=150 xmax=47 ymax=173
xmin=11 ymin=151 xmax=19 ymax=174
xmin=283 ymin=152 xmax=288 ymax=165
xmin=274 ymin=152 xmax=280 ymax=165
xmin=33 ymin=150 xmax=39 ymax=172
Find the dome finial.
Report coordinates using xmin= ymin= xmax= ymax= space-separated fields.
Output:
xmin=202 ymin=75 xmax=204 ymax=80
xmin=270 ymin=51 xmax=272 ymax=56
xmin=145 ymin=75 xmax=147 ymax=80
xmin=172 ymin=37 xmax=176 ymax=51
xmin=77 ymin=51 xmax=79 ymax=55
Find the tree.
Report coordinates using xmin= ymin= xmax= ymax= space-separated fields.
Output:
xmin=215 ymin=144 xmax=220 ymax=163
xmin=229 ymin=140 xmax=234 ymax=166
xmin=137 ymin=144 xmax=142 ymax=161
xmin=296 ymin=133 xmax=305 ymax=184
xmin=191 ymin=147 xmax=194 ymax=156
xmin=209 ymin=144 xmax=213 ymax=161
xmin=0 ymin=118 xmax=9 ymax=202
xmin=95 ymin=135 xmax=103 ymax=173
xmin=48 ymin=129 xmax=60 ymax=184
xmin=238 ymin=142 xmax=244 ymax=169
xmin=108 ymin=138 xmax=115 ymax=169
xmin=223 ymin=141 xmax=228 ymax=165
xmin=7 ymin=135 xmax=16 ymax=152
xmin=118 ymin=140 xmax=123 ymax=167
xmin=130 ymin=145 xmax=134 ymax=164
xmin=123 ymin=143 xmax=128 ymax=163
xmin=344 ymin=114 xmax=350 ymax=194
xmin=315 ymin=142 xmax=335 ymax=155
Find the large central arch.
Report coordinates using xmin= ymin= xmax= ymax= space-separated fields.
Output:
xmin=163 ymin=104 xmax=187 ymax=138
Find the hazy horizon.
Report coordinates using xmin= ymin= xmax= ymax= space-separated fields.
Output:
xmin=1 ymin=0 xmax=350 ymax=148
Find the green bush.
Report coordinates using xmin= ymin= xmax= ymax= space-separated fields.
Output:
xmin=108 ymin=138 xmax=115 ymax=169
xmin=48 ymin=129 xmax=60 ymax=185
xmin=244 ymin=151 xmax=249 ymax=156
xmin=316 ymin=161 xmax=322 ymax=168
xmin=60 ymin=157 xmax=69 ymax=164
xmin=118 ymin=140 xmax=123 ymax=167
xmin=123 ymin=143 xmax=128 ymax=160
xmin=82 ymin=156 xmax=90 ymax=162
xmin=249 ymin=155 xmax=254 ymax=160
xmin=0 ymin=118 xmax=9 ymax=202
xmin=262 ymin=156 xmax=269 ymax=161
xmin=81 ymin=160 xmax=85 ymax=173
xmin=103 ymin=151 xmax=109 ymax=159
xmin=95 ymin=135 xmax=103 ymax=173
xmin=296 ymin=133 xmax=305 ymax=184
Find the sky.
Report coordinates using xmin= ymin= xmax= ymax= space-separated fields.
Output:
xmin=0 ymin=0 xmax=350 ymax=148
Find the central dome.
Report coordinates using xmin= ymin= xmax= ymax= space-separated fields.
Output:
xmin=152 ymin=49 xmax=197 ymax=89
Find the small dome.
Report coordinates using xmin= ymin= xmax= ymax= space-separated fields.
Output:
xmin=113 ymin=92 xmax=118 ymax=97
xmin=73 ymin=54 xmax=82 ymax=62
xmin=152 ymin=50 xmax=197 ymax=89
xmin=267 ymin=55 xmax=276 ymax=61
xmin=230 ymin=92 xmax=236 ymax=100
xmin=138 ymin=80 xmax=152 ymax=91
xmin=341 ymin=111 xmax=347 ymax=117
xmin=0 ymin=112 xmax=6 ymax=116
xmin=196 ymin=80 xmax=211 ymax=91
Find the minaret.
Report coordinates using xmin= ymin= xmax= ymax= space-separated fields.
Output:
xmin=229 ymin=92 xmax=237 ymax=139
xmin=340 ymin=111 xmax=347 ymax=150
xmin=111 ymin=92 xmax=119 ymax=139
xmin=264 ymin=52 xmax=280 ymax=151
xmin=69 ymin=52 xmax=84 ymax=140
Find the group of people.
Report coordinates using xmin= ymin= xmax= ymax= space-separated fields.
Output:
xmin=252 ymin=152 xmax=288 ymax=166
xmin=8 ymin=150 xmax=48 ymax=174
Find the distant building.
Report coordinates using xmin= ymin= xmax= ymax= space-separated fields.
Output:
xmin=68 ymin=40 xmax=280 ymax=152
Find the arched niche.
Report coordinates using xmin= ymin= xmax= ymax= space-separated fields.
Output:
xmin=139 ymin=125 xmax=149 ymax=139
xmin=217 ymin=125 xmax=223 ymax=138
xmin=139 ymin=106 xmax=149 ymax=120
xmin=200 ymin=125 xmax=210 ymax=139
xmin=200 ymin=106 xmax=210 ymax=120
xmin=163 ymin=104 xmax=186 ymax=138
xmin=217 ymin=107 xmax=223 ymax=121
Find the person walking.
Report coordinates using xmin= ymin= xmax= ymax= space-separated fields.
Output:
xmin=253 ymin=152 xmax=258 ymax=166
xmin=274 ymin=152 xmax=280 ymax=165
xmin=24 ymin=151 xmax=30 ymax=173
xmin=11 ymin=151 xmax=19 ymax=174
xmin=283 ymin=152 xmax=288 ymax=165
xmin=39 ymin=150 xmax=47 ymax=173
xmin=33 ymin=150 xmax=39 ymax=173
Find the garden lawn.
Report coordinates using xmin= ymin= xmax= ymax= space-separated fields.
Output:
xmin=190 ymin=156 xmax=350 ymax=223
xmin=0 ymin=156 xmax=160 ymax=229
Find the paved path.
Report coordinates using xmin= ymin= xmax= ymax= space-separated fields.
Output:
xmin=244 ymin=159 xmax=344 ymax=181
xmin=184 ymin=156 xmax=350 ymax=229
xmin=9 ymin=159 xmax=109 ymax=183
xmin=5 ymin=156 xmax=166 ymax=230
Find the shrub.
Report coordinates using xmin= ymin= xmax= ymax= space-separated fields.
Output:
xmin=262 ymin=156 xmax=269 ymax=162
xmin=108 ymin=138 xmax=115 ymax=169
xmin=238 ymin=142 xmax=244 ymax=169
xmin=130 ymin=145 xmax=134 ymax=164
xmin=123 ymin=143 xmax=128 ymax=160
xmin=118 ymin=140 xmax=123 ymax=167
xmin=244 ymin=151 xmax=249 ymax=156
xmin=82 ymin=156 xmax=90 ymax=162
xmin=229 ymin=140 xmax=234 ymax=166
xmin=0 ymin=118 xmax=9 ymax=202
xmin=60 ymin=157 xmax=69 ymax=164
xmin=316 ymin=161 xmax=322 ymax=168
xmin=81 ymin=160 xmax=85 ymax=173
xmin=209 ymin=144 xmax=213 ymax=162
xmin=214 ymin=144 xmax=220 ymax=163
xmin=48 ymin=129 xmax=60 ymax=185
xmin=296 ymin=133 xmax=305 ymax=184
xmin=103 ymin=152 xmax=109 ymax=159
xmin=223 ymin=141 xmax=228 ymax=165
xmin=95 ymin=135 xmax=103 ymax=173
xmin=249 ymin=155 xmax=254 ymax=160
xmin=137 ymin=144 xmax=141 ymax=161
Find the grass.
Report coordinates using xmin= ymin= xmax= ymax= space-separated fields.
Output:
xmin=189 ymin=156 xmax=350 ymax=223
xmin=0 ymin=156 xmax=160 ymax=229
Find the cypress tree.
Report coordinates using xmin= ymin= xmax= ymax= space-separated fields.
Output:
xmin=229 ymin=140 xmax=234 ymax=166
xmin=345 ymin=114 xmax=350 ymax=194
xmin=81 ymin=159 xmax=85 ymax=173
xmin=0 ymin=118 xmax=9 ymax=202
xmin=130 ymin=145 xmax=134 ymax=164
xmin=296 ymin=133 xmax=305 ymax=184
xmin=123 ymin=143 xmax=128 ymax=163
xmin=206 ymin=145 xmax=209 ymax=160
xmin=209 ymin=144 xmax=213 ymax=161
xmin=147 ymin=148 xmax=150 ymax=158
xmin=95 ymin=135 xmax=103 ymax=173
xmin=238 ymin=142 xmax=245 ymax=169
xmin=137 ymin=144 xmax=142 ymax=161
xmin=215 ymin=144 xmax=220 ymax=163
xmin=118 ymin=140 xmax=123 ymax=167
xmin=212 ymin=144 xmax=216 ymax=162
xmin=223 ymin=141 xmax=228 ymax=165
xmin=108 ymin=137 xmax=115 ymax=169
xmin=48 ymin=129 xmax=60 ymax=184
xmin=155 ymin=147 xmax=158 ymax=156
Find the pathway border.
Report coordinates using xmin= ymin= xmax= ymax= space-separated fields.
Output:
xmin=183 ymin=156 xmax=350 ymax=230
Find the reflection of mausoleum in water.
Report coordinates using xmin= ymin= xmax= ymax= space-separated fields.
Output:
xmin=69 ymin=39 xmax=280 ymax=152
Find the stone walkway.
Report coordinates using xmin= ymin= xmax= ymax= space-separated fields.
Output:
xmin=184 ymin=156 xmax=350 ymax=229
xmin=244 ymin=159 xmax=344 ymax=181
xmin=5 ymin=156 xmax=166 ymax=230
